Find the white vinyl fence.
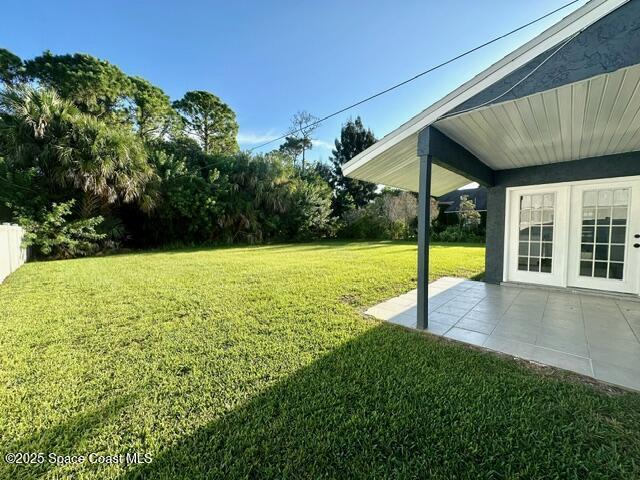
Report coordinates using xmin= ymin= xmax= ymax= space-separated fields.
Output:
xmin=0 ymin=223 xmax=27 ymax=284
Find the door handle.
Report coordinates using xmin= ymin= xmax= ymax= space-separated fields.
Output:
xmin=635 ymin=234 xmax=640 ymax=238
xmin=635 ymin=243 xmax=640 ymax=248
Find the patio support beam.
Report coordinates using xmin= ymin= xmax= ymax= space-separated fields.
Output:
xmin=418 ymin=126 xmax=494 ymax=187
xmin=416 ymin=126 xmax=493 ymax=329
xmin=416 ymin=151 xmax=432 ymax=330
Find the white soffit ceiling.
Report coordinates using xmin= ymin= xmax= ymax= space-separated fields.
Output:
xmin=342 ymin=0 xmax=630 ymax=192
xmin=345 ymin=134 xmax=471 ymax=195
xmin=435 ymin=63 xmax=640 ymax=170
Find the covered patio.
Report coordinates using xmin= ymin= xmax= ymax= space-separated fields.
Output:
xmin=345 ymin=0 xmax=640 ymax=392
xmin=366 ymin=277 xmax=640 ymax=391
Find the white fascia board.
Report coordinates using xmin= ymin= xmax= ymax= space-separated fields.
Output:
xmin=343 ymin=0 xmax=628 ymax=177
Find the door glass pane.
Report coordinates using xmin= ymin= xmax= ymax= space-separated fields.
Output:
xmin=610 ymin=245 xmax=625 ymax=262
xmin=609 ymin=263 xmax=624 ymax=280
xmin=611 ymin=227 xmax=626 ymax=244
xmin=530 ymin=242 xmax=540 ymax=257
xmin=596 ymin=227 xmax=609 ymax=243
xmin=612 ymin=207 xmax=627 ymax=225
xmin=529 ymin=257 xmax=540 ymax=272
xmin=583 ymin=191 xmax=597 ymax=206
xmin=531 ymin=194 xmax=543 ymax=209
xmin=614 ymin=189 xmax=628 ymax=205
xmin=530 ymin=226 xmax=541 ymax=241
xmin=518 ymin=242 xmax=528 ymax=256
xmin=518 ymin=193 xmax=554 ymax=273
xmin=582 ymin=208 xmax=596 ymax=225
xmin=531 ymin=210 xmax=542 ymax=224
xmin=597 ymin=207 xmax=612 ymax=225
xmin=580 ymin=243 xmax=593 ymax=260
xmin=594 ymin=261 xmax=608 ymax=278
xmin=579 ymin=188 xmax=628 ymax=280
xmin=581 ymin=227 xmax=595 ymax=243
xmin=595 ymin=244 xmax=608 ymax=261
xmin=598 ymin=190 xmax=613 ymax=206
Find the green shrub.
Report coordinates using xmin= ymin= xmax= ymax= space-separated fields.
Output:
xmin=338 ymin=209 xmax=386 ymax=239
xmin=19 ymin=200 xmax=106 ymax=259
xmin=338 ymin=191 xmax=418 ymax=240
xmin=431 ymin=225 xmax=484 ymax=243
xmin=285 ymin=175 xmax=336 ymax=241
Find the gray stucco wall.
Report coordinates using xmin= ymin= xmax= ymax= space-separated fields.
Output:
xmin=485 ymin=187 xmax=507 ymax=284
xmin=484 ymin=152 xmax=640 ymax=284
xmin=450 ymin=0 xmax=640 ymax=115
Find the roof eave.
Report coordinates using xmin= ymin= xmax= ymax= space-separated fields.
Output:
xmin=343 ymin=0 xmax=627 ymax=178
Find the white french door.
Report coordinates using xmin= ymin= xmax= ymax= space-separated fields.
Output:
xmin=567 ymin=180 xmax=640 ymax=293
xmin=506 ymin=177 xmax=640 ymax=295
xmin=507 ymin=185 xmax=569 ymax=287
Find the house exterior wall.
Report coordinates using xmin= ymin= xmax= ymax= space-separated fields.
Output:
xmin=449 ymin=0 xmax=640 ymax=115
xmin=484 ymin=152 xmax=640 ymax=284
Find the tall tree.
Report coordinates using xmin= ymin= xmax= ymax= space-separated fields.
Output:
xmin=285 ymin=110 xmax=317 ymax=170
xmin=213 ymin=152 xmax=290 ymax=243
xmin=458 ymin=194 xmax=481 ymax=229
xmin=127 ymin=76 xmax=178 ymax=141
xmin=330 ymin=117 xmax=378 ymax=215
xmin=173 ymin=90 xmax=238 ymax=155
xmin=0 ymin=48 xmax=24 ymax=86
xmin=24 ymin=51 xmax=132 ymax=117
xmin=0 ymin=86 xmax=156 ymax=214
xmin=278 ymin=136 xmax=305 ymax=165
xmin=141 ymin=144 xmax=222 ymax=244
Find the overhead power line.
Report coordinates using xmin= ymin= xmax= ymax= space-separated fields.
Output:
xmin=1 ymin=0 xmax=584 ymax=196
xmin=246 ymin=0 xmax=583 ymax=153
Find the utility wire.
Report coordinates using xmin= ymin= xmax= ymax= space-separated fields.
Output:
xmin=1 ymin=0 xmax=584 ymax=194
xmin=246 ymin=0 xmax=583 ymax=153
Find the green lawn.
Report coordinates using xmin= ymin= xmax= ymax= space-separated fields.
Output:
xmin=1 ymin=241 xmax=638 ymax=479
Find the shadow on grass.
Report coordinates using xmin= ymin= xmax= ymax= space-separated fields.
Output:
xmin=2 ymin=395 xmax=133 ymax=480
xmin=29 ymin=240 xmax=484 ymax=265
xmin=39 ymin=241 xmax=413 ymax=264
xmin=143 ymin=240 xmax=481 ymax=258
xmin=117 ymin=326 xmax=639 ymax=479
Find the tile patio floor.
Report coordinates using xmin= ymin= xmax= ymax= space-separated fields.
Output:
xmin=366 ymin=277 xmax=640 ymax=391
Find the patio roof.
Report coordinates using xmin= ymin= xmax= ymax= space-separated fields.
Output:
xmin=343 ymin=0 xmax=634 ymax=194
xmin=435 ymin=63 xmax=640 ymax=170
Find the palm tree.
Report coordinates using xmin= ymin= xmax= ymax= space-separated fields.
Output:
xmin=0 ymin=86 xmax=157 ymax=214
xmin=216 ymin=153 xmax=290 ymax=242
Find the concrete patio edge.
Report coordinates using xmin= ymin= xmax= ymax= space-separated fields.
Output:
xmin=365 ymin=277 xmax=640 ymax=392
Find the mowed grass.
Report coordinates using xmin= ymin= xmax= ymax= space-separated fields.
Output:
xmin=0 ymin=241 xmax=639 ymax=479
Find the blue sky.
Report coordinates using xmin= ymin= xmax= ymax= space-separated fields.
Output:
xmin=1 ymin=0 xmax=586 ymax=163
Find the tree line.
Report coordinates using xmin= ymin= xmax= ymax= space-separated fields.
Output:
xmin=0 ymin=48 xmax=423 ymax=259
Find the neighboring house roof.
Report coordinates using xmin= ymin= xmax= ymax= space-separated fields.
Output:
xmin=437 ymin=187 xmax=487 ymax=213
xmin=343 ymin=0 xmax=635 ymax=194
